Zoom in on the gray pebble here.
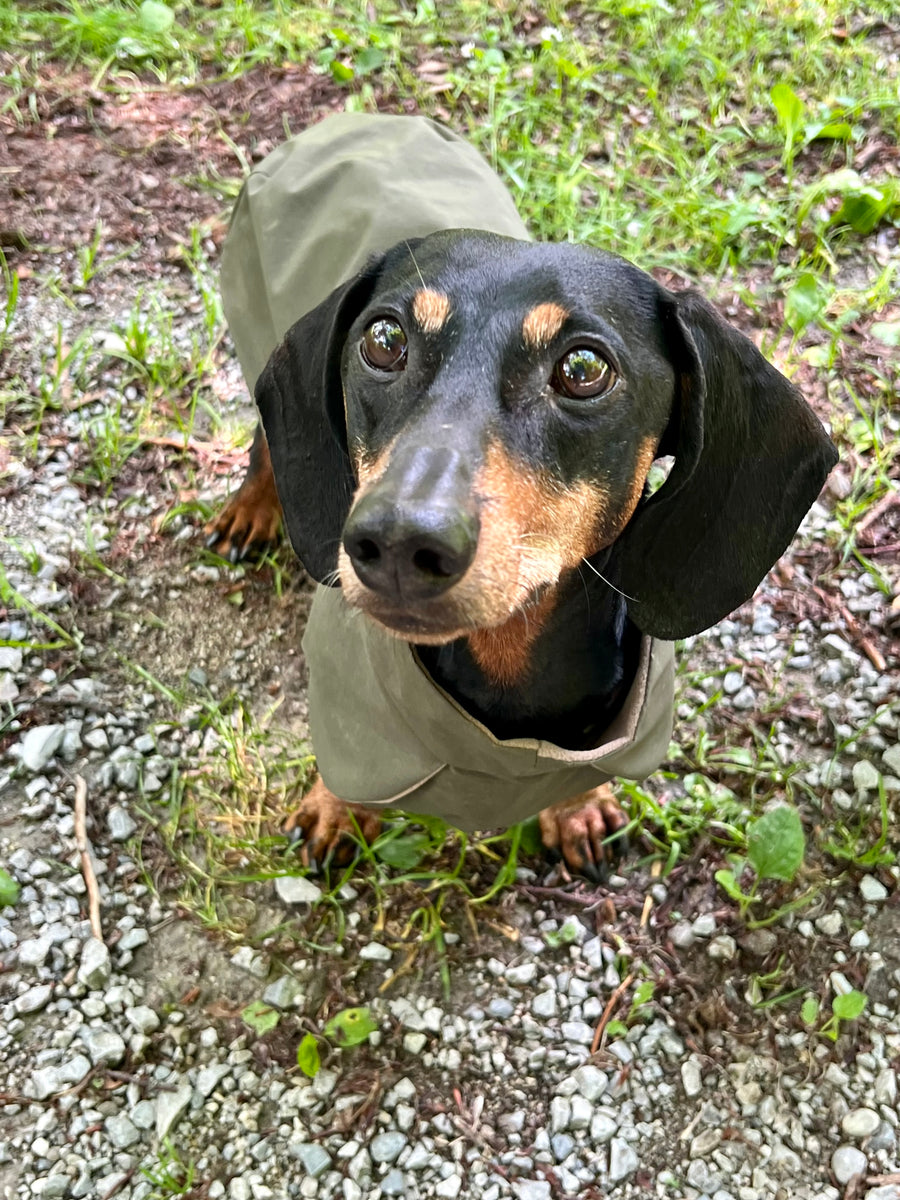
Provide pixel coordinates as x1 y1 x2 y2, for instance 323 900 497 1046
370 1132 406 1164
532 990 557 1018
80 1028 126 1065
289 1143 331 1178
573 1065 607 1102
488 998 514 1019
106 1113 141 1149
262 975 303 1009
513 1183 551 1200
507 962 537 985
155 1079 192 1139
681 1057 703 1097
560 1020 594 1045
77 938 111 989
380 1168 405 1195
125 1005 160 1035
14 983 53 1014
19 724 65 772
691 913 716 938
852 759 881 791
30 1055 91 1100
107 806 137 841
832 1146 867 1184
608 1137 639 1182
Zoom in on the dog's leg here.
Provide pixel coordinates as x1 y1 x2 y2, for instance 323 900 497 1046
284 777 383 869
205 423 283 562
538 784 629 882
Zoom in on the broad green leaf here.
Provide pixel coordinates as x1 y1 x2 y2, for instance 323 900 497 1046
805 120 852 143
770 83 804 141
800 995 819 1025
354 47 386 74
835 185 896 235
784 273 829 334
330 60 355 82
604 1019 628 1039
871 321 900 347
324 1006 378 1047
140 1 175 34
374 832 431 871
632 980 655 1007
832 990 867 1021
296 1033 321 1078
747 807 805 882
0 868 19 908
241 1000 279 1036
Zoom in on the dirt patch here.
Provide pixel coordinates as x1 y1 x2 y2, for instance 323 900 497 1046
1 60 347 258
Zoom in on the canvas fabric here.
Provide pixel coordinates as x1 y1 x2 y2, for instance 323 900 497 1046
221 112 676 831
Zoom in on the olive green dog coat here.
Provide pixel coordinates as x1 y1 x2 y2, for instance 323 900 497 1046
221 113 675 832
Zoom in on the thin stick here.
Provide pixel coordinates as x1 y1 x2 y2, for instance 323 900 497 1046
74 775 103 942
590 972 634 1055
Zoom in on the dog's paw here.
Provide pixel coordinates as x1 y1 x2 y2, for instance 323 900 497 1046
283 778 382 871
204 475 282 563
537 784 630 882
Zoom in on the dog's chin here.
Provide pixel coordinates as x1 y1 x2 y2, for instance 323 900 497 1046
352 603 475 645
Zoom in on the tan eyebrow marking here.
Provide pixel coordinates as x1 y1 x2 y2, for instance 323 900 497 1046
522 302 569 350
411 288 451 334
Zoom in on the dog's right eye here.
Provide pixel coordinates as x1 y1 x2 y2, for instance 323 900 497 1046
360 319 408 372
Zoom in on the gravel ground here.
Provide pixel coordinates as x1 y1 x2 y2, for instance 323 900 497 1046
2 87 900 1200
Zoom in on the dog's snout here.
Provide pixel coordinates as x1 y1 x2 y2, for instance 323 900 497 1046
343 446 479 601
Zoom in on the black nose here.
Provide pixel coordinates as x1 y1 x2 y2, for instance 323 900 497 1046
343 493 479 601
342 446 479 602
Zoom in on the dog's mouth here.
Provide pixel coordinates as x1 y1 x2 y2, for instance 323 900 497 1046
339 545 557 646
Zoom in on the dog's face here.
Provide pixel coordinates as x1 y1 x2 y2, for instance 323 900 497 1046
337 236 676 643
257 230 837 642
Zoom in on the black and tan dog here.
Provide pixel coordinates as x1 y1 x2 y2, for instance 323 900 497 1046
207 114 837 879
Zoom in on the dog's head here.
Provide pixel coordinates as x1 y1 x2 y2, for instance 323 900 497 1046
257 232 837 642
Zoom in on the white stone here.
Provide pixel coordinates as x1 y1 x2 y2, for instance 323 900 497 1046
859 874 888 902
20 724 65 772
359 941 392 961
842 1108 880 1139
513 1183 551 1200
156 1079 192 1139
573 1064 607 1102
125 1005 160 1034
681 1056 703 1097
274 875 323 905
852 759 881 791
77 938 111 989
831 1145 867 1185
609 1137 639 1182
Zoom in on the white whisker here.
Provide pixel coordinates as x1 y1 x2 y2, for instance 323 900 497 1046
580 557 637 602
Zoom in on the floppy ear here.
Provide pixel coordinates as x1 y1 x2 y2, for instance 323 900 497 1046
254 260 387 584
612 290 838 640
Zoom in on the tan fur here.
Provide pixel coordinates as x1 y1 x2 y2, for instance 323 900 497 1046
467 591 558 686
412 288 451 334
522 302 569 350
353 438 395 487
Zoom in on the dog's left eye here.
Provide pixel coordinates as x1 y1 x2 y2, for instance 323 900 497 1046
361 319 408 372
551 347 617 400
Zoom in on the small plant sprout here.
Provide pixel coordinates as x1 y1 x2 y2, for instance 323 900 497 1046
715 805 806 919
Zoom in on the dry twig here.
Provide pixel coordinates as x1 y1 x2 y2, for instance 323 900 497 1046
74 775 103 942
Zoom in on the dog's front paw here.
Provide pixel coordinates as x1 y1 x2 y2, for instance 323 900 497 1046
204 472 282 563
284 778 382 871
538 784 629 882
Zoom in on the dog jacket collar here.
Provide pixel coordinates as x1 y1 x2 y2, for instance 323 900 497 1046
304 587 675 832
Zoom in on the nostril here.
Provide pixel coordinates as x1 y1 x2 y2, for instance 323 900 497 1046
355 537 381 564
412 547 454 579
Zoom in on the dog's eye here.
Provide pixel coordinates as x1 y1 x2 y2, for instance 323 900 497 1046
361 319 408 372
551 347 617 400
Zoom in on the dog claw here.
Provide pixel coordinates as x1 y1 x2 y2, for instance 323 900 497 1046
538 784 630 880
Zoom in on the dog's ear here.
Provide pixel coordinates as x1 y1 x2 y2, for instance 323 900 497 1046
255 257 388 584
612 290 838 640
